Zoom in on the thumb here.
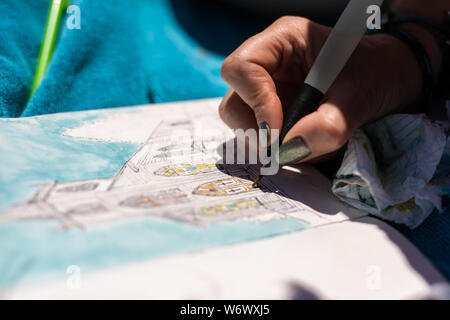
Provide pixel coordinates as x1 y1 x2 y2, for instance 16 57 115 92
278 101 356 166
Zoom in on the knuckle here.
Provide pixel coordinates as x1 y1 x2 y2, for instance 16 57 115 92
275 16 298 25
274 16 310 30
270 16 312 48
220 55 240 83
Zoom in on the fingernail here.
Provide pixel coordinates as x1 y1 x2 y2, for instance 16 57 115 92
278 137 312 166
259 121 271 147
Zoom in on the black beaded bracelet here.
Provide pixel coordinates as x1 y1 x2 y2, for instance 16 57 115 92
382 12 450 90
382 12 450 56
368 26 434 110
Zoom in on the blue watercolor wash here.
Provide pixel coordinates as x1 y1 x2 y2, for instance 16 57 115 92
0 216 308 289
0 111 140 212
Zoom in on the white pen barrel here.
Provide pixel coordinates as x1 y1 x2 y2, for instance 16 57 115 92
304 0 384 94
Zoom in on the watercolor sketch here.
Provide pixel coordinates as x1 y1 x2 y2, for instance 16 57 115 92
0 116 314 229
0 99 358 291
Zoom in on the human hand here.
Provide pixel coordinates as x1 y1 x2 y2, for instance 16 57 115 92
219 16 422 164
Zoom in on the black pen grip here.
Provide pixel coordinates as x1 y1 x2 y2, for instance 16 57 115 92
280 83 324 142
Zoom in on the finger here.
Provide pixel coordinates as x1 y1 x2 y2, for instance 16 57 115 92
219 89 257 131
221 56 283 134
219 89 261 163
220 19 306 132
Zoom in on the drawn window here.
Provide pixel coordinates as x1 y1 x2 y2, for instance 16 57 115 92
225 186 246 194
56 182 99 193
218 179 237 187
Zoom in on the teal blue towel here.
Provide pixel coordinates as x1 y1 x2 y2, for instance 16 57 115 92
0 1 48 117
0 0 227 117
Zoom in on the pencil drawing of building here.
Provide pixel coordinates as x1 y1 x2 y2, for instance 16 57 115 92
0 119 306 229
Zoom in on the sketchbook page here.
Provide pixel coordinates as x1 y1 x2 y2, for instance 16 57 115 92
0 98 364 293
6 216 445 299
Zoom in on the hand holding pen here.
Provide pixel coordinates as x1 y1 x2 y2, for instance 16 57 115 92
219 0 445 180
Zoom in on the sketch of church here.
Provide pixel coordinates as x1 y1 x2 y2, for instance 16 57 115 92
0 119 305 229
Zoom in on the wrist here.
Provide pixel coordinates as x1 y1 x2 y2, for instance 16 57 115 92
367 33 423 112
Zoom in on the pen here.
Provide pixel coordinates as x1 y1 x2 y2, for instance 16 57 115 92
254 0 385 187
30 0 68 99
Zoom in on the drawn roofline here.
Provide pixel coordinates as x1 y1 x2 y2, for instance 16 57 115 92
107 120 166 190
29 181 57 203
